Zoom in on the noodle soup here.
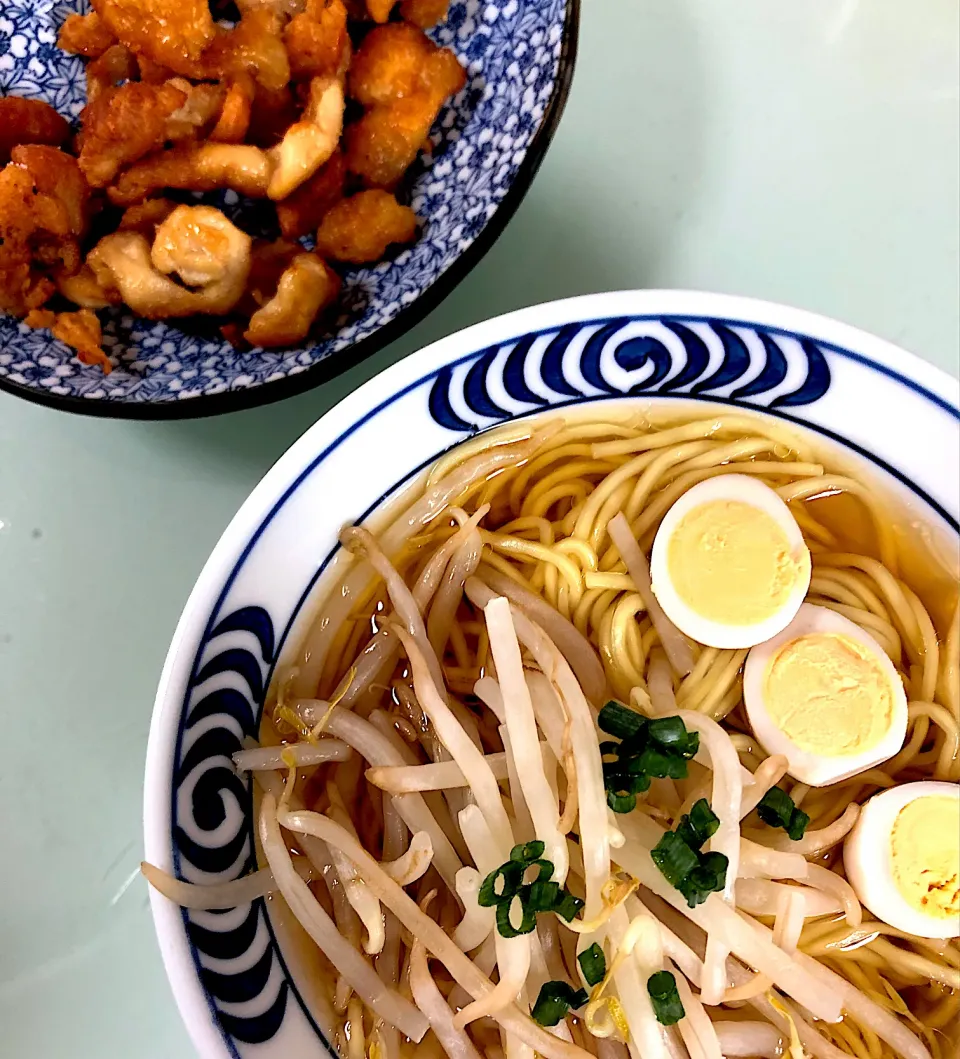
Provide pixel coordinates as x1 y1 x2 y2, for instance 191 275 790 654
146 406 960 1059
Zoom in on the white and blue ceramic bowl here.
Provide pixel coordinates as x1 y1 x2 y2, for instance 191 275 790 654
143 290 960 1058
0 0 578 418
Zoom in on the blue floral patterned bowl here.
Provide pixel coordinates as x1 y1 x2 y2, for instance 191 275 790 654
144 290 959 1059
0 0 578 418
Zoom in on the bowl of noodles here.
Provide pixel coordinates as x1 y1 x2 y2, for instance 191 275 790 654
143 290 960 1059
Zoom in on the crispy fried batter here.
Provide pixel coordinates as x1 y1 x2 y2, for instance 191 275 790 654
204 9 291 92
25 307 113 373
57 264 121 308
346 37 464 186
88 207 251 317
314 188 416 263
245 238 303 307
118 197 179 236
57 12 116 58
0 98 71 164
0 157 84 314
268 75 344 200
276 147 345 238
211 76 255 143
244 252 340 346
284 0 349 81
136 54 175 83
108 143 272 206
365 0 394 22
85 44 140 105
152 204 247 288
344 95 431 188
79 81 186 187
398 0 449 28
349 22 435 106
91 0 215 76
11 146 91 241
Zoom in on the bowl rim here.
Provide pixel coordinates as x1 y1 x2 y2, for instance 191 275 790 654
0 0 581 421
144 288 959 1059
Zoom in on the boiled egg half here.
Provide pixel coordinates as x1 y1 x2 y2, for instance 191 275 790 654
844 781 960 938
650 474 811 649
743 603 907 786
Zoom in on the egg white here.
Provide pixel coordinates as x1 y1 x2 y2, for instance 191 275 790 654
844 781 960 939
743 603 908 786
650 474 811 649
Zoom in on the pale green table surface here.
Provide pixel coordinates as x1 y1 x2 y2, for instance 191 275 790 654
1 1 958 1055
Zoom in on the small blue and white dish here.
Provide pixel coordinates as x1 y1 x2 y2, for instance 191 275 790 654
144 289 959 1059
0 0 579 418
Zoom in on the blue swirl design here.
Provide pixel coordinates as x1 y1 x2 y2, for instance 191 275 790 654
428 315 833 431
173 604 293 1053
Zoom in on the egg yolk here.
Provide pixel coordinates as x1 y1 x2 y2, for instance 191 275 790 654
665 500 806 626
890 797 960 922
762 632 895 756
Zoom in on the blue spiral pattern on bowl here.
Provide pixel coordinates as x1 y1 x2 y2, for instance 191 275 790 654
175 604 297 1051
428 316 832 431
0 0 571 411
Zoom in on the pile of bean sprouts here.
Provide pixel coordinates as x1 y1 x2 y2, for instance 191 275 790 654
145 410 960 1059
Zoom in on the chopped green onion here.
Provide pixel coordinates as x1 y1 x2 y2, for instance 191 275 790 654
787 807 811 841
651 830 700 886
532 981 589 1026
607 789 637 814
511 840 546 864
757 787 810 841
528 880 561 912
478 861 524 907
647 716 687 748
553 889 585 923
675 798 720 852
496 894 538 938
598 701 647 740
578 943 607 987
677 852 728 908
637 745 690 779
647 970 685 1026
599 740 621 759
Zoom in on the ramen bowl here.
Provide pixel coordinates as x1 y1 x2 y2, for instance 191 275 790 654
143 290 959 1058
0 0 578 419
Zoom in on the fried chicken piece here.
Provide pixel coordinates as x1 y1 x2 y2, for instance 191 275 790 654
398 0 449 28
78 80 223 187
0 154 89 314
11 146 91 238
118 197 179 236
91 0 215 76
268 75 344 200
246 239 302 303
88 206 251 317
276 148 345 238
314 189 416 263
204 9 291 92
0 98 71 164
86 44 140 105
57 12 116 57
365 0 394 21
57 265 120 309
25 308 113 373
349 22 438 106
108 143 272 206
211 76 255 143
285 0 350 81
244 252 340 347
344 95 429 188
346 37 464 187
